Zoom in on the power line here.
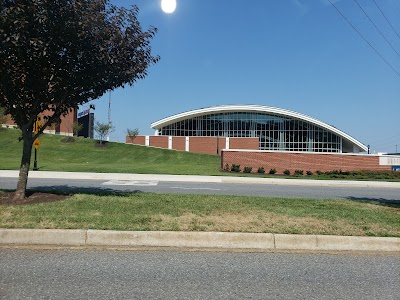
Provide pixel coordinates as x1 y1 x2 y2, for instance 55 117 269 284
353 0 400 57
372 0 400 42
327 0 400 78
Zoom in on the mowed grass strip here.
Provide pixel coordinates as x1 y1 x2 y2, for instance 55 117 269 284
0 128 220 175
1 192 399 237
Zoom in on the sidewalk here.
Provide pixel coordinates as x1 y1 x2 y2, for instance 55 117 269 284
2 170 400 188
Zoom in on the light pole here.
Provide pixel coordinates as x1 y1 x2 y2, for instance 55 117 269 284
106 90 111 142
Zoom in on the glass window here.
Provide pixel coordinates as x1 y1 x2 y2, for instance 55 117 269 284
158 112 343 152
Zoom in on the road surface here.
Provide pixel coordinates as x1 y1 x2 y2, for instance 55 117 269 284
1 176 399 201
0 248 398 300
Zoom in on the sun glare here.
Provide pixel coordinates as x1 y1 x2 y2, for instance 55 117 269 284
161 0 176 14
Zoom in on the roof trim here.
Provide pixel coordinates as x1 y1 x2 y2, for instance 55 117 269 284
151 105 367 152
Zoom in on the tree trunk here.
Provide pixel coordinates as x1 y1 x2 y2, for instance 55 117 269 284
13 127 34 202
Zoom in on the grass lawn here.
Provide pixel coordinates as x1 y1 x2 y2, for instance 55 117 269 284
1 128 399 237
1 191 399 237
0 128 221 175
2 128 400 181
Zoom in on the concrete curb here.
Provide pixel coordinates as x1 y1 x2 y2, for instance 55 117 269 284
2 170 400 188
1 229 399 252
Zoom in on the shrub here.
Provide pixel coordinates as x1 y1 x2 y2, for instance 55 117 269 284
306 170 313 176
326 170 340 175
294 170 304 176
231 164 241 172
269 168 277 174
257 166 265 174
243 166 252 173
283 169 291 175
316 170 323 176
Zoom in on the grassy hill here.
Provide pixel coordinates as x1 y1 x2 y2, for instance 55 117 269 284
0 128 221 175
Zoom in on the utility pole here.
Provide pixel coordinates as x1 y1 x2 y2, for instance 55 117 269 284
107 91 111 142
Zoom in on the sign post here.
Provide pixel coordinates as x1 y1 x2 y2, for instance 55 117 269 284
33 117 41 171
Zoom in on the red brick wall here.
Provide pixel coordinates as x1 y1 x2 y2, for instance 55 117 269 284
222 150 392 173
124 136 262 155
4 109 77 134
55 109 77 134
5 115 15 126
172 137 186 151
229 137 259 150
189 137 219 155
188 137 259 155
126 135 145 145
149 136 168 148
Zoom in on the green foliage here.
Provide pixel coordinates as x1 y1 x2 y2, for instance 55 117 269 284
306 170 313 176
94 121 115 144
294 170 304 176
72 122 83 136
126 128 139 142
257 166 265 174
231 164 241 172
0 1 159 132
269 168 277 174
243 166 252 173
0 0 159 199
283 169 291 175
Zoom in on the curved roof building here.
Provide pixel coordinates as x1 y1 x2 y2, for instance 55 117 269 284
151 105 367 153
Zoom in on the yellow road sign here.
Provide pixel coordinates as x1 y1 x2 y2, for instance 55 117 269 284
33 138 40 149
33 118 42 134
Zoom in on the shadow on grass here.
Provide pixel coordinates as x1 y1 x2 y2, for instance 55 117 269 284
1 186 145 197
1 186 147 205
346 196 400 208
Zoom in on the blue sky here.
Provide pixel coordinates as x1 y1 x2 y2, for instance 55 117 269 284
85 0 400 153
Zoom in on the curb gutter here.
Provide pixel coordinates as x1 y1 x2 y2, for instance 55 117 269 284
0 229 399 252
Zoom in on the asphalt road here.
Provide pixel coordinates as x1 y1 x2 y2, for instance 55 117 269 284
0 248 399 300
1 177 399 201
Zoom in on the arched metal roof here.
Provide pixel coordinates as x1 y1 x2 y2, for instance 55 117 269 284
151 105 368 152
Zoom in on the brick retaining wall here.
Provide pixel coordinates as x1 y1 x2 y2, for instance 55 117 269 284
221 150 394 173
126 136 259 155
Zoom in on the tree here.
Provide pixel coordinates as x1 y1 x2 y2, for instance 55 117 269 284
72 122 83 137
0 106 7 126
65 120 83 137
94 121 114 145
0 0 159 202
126 128 139 143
